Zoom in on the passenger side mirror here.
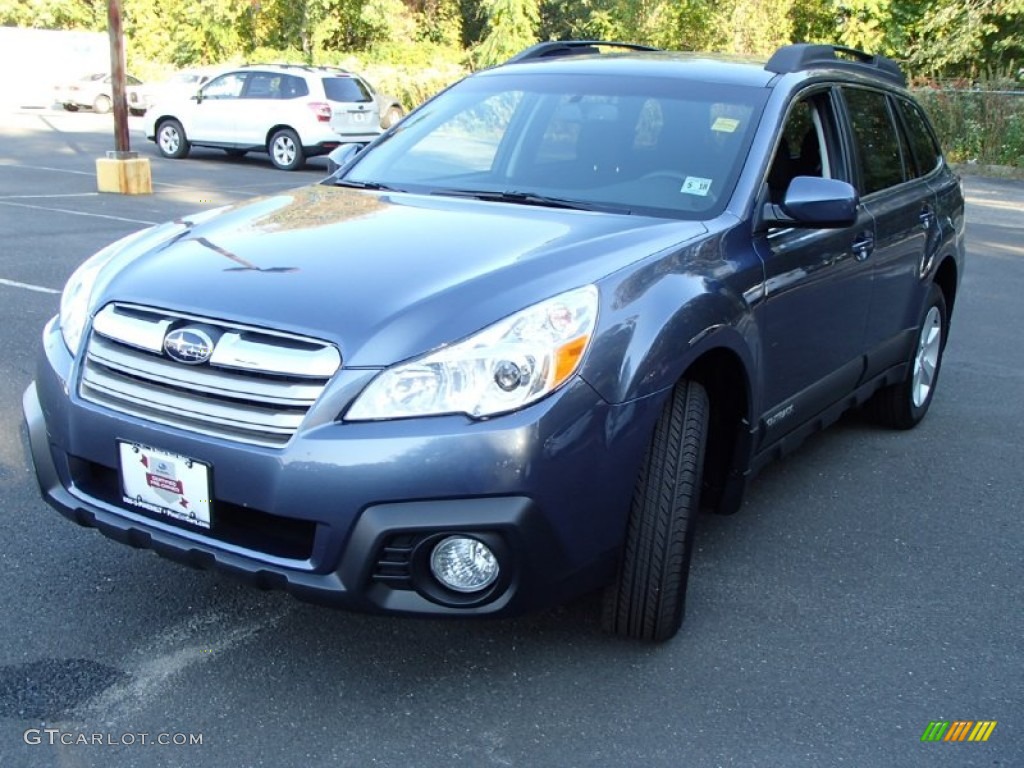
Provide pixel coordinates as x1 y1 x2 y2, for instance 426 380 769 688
761 176 859 229
326 144 365 175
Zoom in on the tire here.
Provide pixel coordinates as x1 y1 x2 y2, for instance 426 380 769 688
268 128 304 171
865 283 948 429
93 94 112 114
602 379 709 642
381 105 404 129
156 119 190 159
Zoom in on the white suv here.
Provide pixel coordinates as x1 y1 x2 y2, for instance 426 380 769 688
145 65 383 170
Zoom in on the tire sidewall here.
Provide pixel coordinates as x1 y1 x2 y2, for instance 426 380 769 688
269 129 303 171
906 285 948 423
156 120 187 159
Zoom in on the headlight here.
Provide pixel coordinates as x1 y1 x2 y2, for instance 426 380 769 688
58 207 230 356
345 285 599 420
59 240 131 355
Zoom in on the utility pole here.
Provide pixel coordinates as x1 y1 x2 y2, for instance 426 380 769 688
106 0 130 153
96 0 152 194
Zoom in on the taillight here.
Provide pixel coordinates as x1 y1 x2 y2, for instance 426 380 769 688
307 102 331 123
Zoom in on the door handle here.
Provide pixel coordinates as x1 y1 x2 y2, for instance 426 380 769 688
851 232 874 262
919 207 936 229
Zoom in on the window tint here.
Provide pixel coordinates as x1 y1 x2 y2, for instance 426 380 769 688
843 88 905 195
897 98 941 176
323 77 372 103
244 73 282 99
202 73 246 100
766 95 837 203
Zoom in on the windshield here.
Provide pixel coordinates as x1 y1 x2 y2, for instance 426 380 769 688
344 71 767 219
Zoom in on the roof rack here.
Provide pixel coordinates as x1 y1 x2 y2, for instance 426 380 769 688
240 63 352 75
504 40 660 65
765 44 906 86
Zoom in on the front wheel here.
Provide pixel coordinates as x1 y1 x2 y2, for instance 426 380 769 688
602 379 709 642
865 284 948 429
268 129 304 171
156 119 190 159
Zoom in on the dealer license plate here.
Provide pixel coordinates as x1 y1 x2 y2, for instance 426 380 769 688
118 442 212 529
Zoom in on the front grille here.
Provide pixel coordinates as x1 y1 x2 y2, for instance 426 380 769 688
80 303 341 447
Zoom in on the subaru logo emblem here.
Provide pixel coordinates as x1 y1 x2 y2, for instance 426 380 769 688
163 328 215 365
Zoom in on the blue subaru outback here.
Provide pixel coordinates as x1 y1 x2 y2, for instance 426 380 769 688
24 42 965 641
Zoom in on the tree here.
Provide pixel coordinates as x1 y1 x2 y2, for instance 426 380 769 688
473 0 539 67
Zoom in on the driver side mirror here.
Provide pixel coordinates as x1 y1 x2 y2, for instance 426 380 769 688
761 176 859 230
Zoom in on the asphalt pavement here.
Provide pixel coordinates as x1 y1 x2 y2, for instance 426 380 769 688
0 106 1021 768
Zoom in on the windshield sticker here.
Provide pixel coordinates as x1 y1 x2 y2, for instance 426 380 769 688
681 177 713 197
712 117 741 133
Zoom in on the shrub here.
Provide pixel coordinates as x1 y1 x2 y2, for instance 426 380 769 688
914 86 1024 167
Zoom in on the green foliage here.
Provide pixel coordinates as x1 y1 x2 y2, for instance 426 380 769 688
7 0 1024 166
915 87 1024 166
473 0 539 67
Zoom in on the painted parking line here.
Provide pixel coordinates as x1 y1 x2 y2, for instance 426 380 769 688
0 277 60 295
0 199 156 225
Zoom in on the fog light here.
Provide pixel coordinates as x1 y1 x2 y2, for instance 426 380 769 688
430 536 499 593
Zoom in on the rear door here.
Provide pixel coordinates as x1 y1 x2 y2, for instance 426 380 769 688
841 87 937 378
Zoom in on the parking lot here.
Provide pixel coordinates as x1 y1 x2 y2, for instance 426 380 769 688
1 106 1021 767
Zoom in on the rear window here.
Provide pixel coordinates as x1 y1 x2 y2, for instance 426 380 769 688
323 77 373 103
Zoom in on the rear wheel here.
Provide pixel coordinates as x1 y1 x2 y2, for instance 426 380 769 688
156 119 190 159
268 129 304 171
93 94 112 114
602 379 709 642
865 284 948 429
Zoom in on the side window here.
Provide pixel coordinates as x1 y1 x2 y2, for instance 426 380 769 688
766 95 836 203
281 75 308 99
843 88 906 195
201 73 246 101
897 98 942 176
243 73 282 100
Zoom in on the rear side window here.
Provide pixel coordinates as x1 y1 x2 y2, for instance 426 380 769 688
897 98 942 176
322 77 372 103
843 87 905 195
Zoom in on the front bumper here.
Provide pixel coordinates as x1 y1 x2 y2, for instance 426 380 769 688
25 318 663 618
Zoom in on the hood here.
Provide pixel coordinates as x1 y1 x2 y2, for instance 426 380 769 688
99 185 707 366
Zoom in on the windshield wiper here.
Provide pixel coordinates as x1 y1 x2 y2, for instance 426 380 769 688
333 179 398 191
434 188 630 214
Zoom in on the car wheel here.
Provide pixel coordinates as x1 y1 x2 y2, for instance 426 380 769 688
63 103 79 112
156 119 190 159
866 283 948 429
602 379 709 642
381 105 404 129
268 129 304 171
93 95 112 114
129 108 146 117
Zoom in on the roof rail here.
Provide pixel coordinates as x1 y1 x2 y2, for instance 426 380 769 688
504 40 660 65
765 43 906 86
